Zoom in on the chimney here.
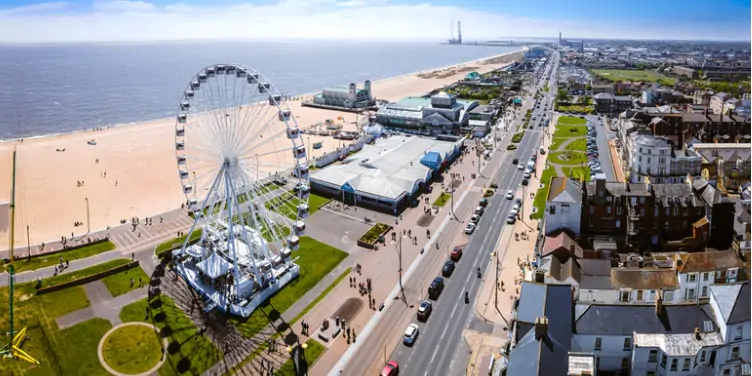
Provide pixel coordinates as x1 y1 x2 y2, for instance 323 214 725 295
655 296 663 316
534 270 546 283
694 327 701 340
534 316 549 340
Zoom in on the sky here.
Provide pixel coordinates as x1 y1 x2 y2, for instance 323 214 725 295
0 0 749 43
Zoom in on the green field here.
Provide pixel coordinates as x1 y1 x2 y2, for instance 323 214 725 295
0 258 138 375
120 295 222 376
231 237 347 339
101 324 164 374
273 339 327 376
557 116 587 126
5 240 117 273
102 265 150 297
591 69 676 85
531 166 557 220
553 125 587 138
562 166 592 181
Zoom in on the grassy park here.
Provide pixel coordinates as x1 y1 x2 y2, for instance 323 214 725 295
102 265 150 297
4 240 117 273
274 339 326 376
101 324 164 374
590 69 676 85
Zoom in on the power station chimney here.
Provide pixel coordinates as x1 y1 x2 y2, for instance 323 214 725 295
457 21 462 44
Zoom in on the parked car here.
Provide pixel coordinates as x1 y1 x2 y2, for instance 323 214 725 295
507 215 517 224
518 164 525 170
381 361 399 376
442 260 455 277
521 178 529 186
470 214 480 224
417 301 433 321
450 246 463 261
464 222 476 234
403 324 420 346
478 198 489 207
524 171 531 179
428 277 445 299
511 203 520 216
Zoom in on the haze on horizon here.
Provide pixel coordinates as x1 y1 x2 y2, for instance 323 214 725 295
0 0 749 43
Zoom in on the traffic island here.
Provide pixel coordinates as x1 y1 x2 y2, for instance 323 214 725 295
98 322 168 376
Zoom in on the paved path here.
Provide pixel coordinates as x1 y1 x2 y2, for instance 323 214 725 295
56 280 149 329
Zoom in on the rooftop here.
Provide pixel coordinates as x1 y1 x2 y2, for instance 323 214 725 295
575 303 715 336
633 332 724 356
710 282 750 325
547 177 582 204
679 250 744 273
611 268 679 290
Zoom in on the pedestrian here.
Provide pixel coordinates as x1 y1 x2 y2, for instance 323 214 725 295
130 278 134 287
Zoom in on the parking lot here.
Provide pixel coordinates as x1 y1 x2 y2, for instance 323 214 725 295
585 114 616 181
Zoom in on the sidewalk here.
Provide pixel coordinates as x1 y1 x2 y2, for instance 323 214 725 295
608 139 626 182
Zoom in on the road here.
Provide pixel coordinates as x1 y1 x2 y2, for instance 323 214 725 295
332 52 559 376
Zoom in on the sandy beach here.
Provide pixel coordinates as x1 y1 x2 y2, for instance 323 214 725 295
0 49 523 249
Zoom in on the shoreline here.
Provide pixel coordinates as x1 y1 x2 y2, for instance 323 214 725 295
0 47 525 248
0 47 524 144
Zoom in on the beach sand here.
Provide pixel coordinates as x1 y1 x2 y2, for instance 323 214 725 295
0 49 523 249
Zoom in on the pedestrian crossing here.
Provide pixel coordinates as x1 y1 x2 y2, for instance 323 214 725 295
110 214 195 249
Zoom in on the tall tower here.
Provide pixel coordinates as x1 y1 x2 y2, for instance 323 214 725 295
457 21 462 44
558 31 562 47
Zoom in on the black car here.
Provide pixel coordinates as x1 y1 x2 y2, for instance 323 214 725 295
512 158 519 165
521 178 529 186
478 198 489 207
428 277 445 300
442 260 455 277
417 300 433 321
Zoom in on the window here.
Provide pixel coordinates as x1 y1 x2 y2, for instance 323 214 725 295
640 197 646 204
637 290 643 300
617 206 622 215
659 158 666 164
688 273 696 283
703 272 709 281
594 337 602 351
661 354 667 368
640 207 646 216
621 358 630 370
735 325 743 340
731 347 740 360
549 206 556 214
724 369 731 376
670 358 678 371
616 220 621 228
607 196 613 203
607 206 612 214
590 206 595 215
648 158 652 163
648 349 658 362
650 290 656 300
623 337 632 351
620 291 630 302
654 207 659 216
647 372 656 376
700 350 706 362
687 289 696 300
683 358 691 371
664 291 674 301
702 286 708 298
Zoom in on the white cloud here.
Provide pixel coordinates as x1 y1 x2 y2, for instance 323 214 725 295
0 0 747 43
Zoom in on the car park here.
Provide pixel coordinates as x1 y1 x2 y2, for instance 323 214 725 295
417 301 433 321
403 324 419 346
464 222 476 234
442 260 455 277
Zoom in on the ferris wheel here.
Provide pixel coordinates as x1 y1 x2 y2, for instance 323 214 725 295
173 63 309 307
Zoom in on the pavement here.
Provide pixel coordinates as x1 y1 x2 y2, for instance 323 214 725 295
325 54 558 376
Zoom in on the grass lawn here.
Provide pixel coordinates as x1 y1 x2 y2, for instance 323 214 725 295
102 265 150 297
549 151 588 165
511 132 525 143
155 229 203 257
564 139 587 152
531 165 558 220
433 192 451 207
562 166 592 181
557 116 587 126
36 258 133 292
549 137 568 151
231 237 347 339
553 125 587 138
556 104 595 114
120 295 222 376
266 192 330 220
4 240 117 273
102 324 164 374
591 69 676 85
273 339 326 376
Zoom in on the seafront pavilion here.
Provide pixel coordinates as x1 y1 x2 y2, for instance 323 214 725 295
304 80 377 112
374 91 479 135
308 135 462 214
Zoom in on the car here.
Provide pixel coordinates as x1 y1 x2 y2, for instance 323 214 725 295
417 300 433 321
512 158 519 165
515 197 522 205
587 153 599 158
428 277 445 299
524 171 531 179
403 324 420 346
511 203 520 215
475 206 485 215
540 148 546 155
518 164 525 170
442 260 455 277
506 215 517 224
506 190 514 200
450 246 463 261
521 178 529 186
478 198 489 207
470 214 480 224
381 361 399 376
464 222 476 234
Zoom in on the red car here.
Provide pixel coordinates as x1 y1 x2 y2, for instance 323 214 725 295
381 360 399 376
450 246 463 261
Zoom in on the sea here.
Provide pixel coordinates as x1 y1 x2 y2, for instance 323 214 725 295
0 41 520 141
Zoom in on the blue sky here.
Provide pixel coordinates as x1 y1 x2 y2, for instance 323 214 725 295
0 0 749 42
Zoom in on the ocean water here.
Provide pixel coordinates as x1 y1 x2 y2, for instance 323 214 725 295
0 41 519 140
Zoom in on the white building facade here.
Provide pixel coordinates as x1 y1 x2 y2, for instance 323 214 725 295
626 133 701 184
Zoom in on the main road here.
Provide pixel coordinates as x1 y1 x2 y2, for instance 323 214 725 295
330 51 559 376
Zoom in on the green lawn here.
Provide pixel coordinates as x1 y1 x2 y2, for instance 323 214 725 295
231 237 348 339
433 192 451 207
274 339 326 376
531 165 558 220
4 240 117 273
0 258 148 375
512 132 525 143
101 266 150 297
549 151 588 166
553 125 587 138
120 295 222 376
102 324 164 374
562 166 592 181
556 104 595 114
564 139 587 152
155 229 203 257
591 69 676 85
557 116 587 126
266 192 330 220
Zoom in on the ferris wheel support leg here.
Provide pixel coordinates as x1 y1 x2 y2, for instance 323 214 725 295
224 172 243 304
181 164 225 252
227 175 263 280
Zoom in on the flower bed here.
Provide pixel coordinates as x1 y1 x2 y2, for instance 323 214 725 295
357 223 392 249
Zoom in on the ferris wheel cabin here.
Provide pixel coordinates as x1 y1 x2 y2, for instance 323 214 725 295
294 221 306 236
278 109 291 121
286 127 300 139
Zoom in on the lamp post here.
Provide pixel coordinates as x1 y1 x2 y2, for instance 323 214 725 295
85 197 91 234
391 236 406 306
26 225 30 260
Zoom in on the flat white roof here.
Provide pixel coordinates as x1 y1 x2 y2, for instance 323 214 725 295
310 135 460 201
634 332 724 356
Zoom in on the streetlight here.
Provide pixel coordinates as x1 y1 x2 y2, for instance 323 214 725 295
390 236 406 306
85 197 91 234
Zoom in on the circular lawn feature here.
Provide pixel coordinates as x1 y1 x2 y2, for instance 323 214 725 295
549 151 587 166
100 323 165 375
